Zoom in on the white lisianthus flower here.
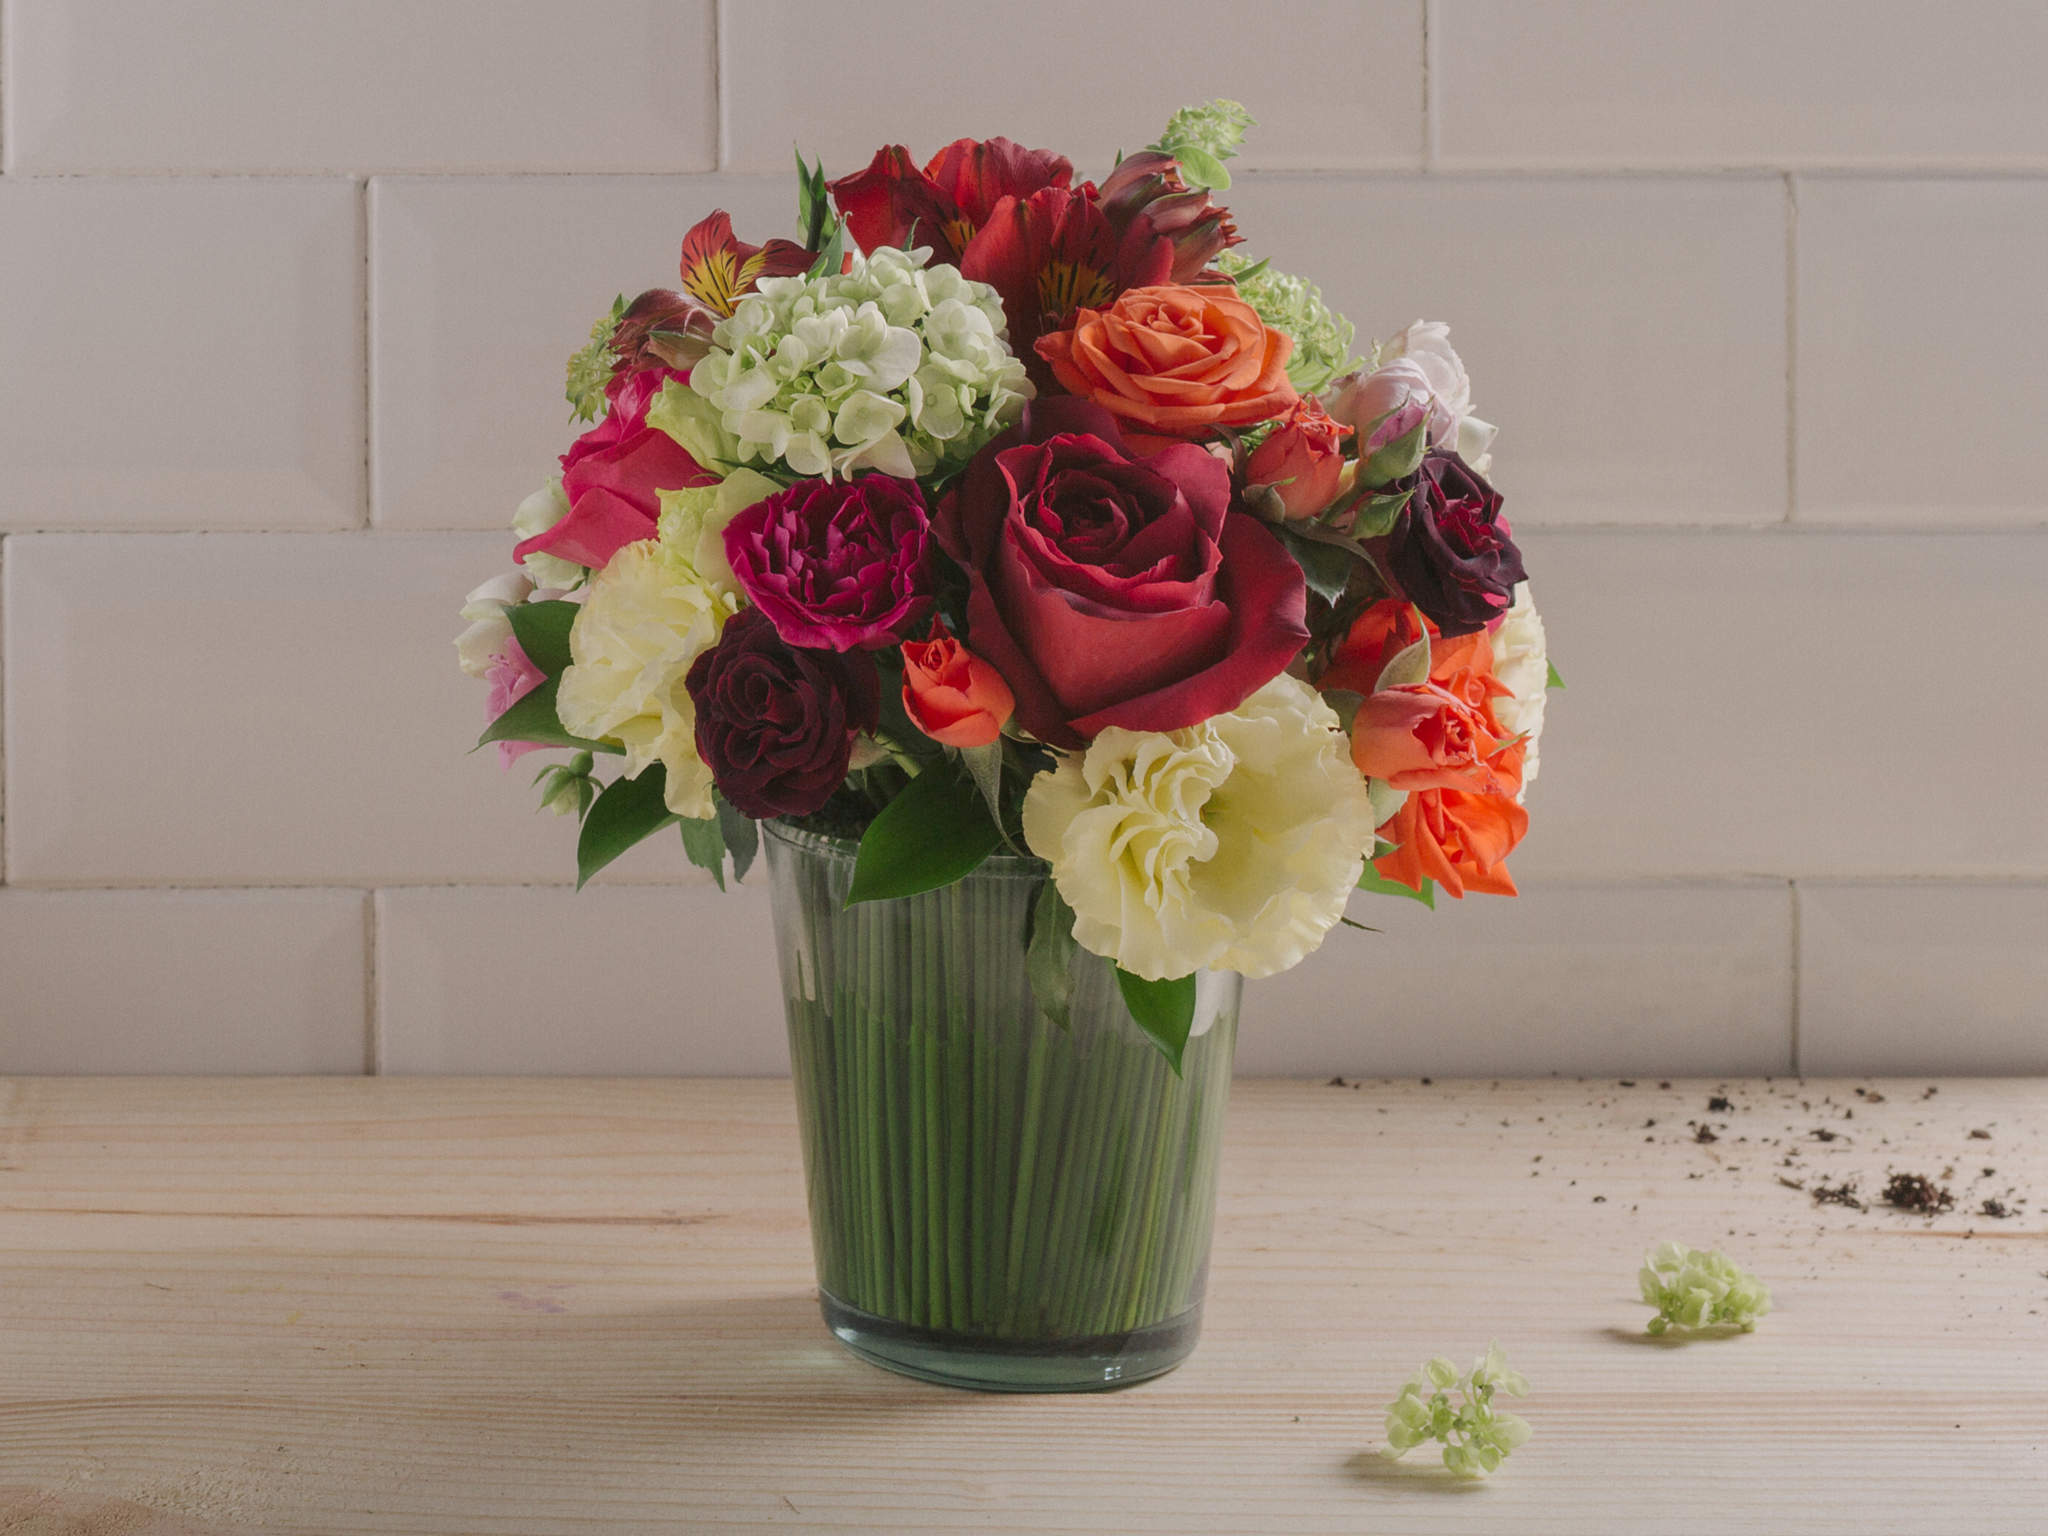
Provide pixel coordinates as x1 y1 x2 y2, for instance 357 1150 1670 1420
454 570 534 678
647 247 1032 483
511 478 587 592
1489 582 1548 799
555 541 739 819
1022 675 1378 982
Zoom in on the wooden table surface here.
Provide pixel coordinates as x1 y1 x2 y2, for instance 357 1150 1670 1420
0 1075 2042 1535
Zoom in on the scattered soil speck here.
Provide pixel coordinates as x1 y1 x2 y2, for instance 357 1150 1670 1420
1658 1080 1672 1090
1882 1173 1955 1215
1619 1080 1636 1087
1855 1088 1886 1103
1810 1128 1840 1143
1923 1086 1939 1099
1592 1195 1607 1203
1980 1199 2012 1220
1326 1076 1347 1087
1694 1124 1720 1144
1812 1179 1866 1211
1968 1128 1992 1140
1707 1095 1733 1114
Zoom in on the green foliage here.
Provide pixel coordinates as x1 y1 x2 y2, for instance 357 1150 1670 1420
795 146 837 253
717 796 760 883
565 295 627 424
577 766 680 888
1151 99 1257 190
504 599 578 676
1383 1342 1531 1478
1025 879 1081 1030
1357 410 1430 490
532 749 598 819
1114 968 1197 1075
845 758 1002 906
1215 249 1358 394
1547 660 1567 691
1358 866 1435 908
1273 524 1356 605
678 812 729 891
477 680 618 756
1640 1242 1772 1335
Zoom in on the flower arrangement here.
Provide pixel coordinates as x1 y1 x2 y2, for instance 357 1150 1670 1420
457 101 1552 1064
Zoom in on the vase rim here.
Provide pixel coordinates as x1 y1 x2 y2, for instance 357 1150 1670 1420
763 816 1052 876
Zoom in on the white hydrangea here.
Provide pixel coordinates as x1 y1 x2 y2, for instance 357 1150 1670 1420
646 247 1032 482
1489 582 1548 799
555 540 739 819
1021 675 1378 982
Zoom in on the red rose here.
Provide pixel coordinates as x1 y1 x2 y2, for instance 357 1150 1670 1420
936 397 1307 748
514 367 711 571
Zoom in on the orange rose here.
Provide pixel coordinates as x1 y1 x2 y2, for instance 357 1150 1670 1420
900 626 1015 748
1035 284 1297 446
1245 397 1351 518
1374 786 1527 898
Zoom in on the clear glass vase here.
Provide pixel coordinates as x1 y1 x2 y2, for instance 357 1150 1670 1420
762 819 1240 1392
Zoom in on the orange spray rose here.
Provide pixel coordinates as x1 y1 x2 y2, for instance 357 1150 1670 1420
900 626 1016 748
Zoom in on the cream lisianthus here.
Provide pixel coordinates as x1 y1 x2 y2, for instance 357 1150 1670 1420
654 465 779 598
555 540 739 818
1022 674 1377 981
1489 582 1548 797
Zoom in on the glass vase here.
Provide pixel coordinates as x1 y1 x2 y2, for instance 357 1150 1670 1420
761 819 1240 1392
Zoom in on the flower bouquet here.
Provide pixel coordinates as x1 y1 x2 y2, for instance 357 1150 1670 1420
457 102 1550 1390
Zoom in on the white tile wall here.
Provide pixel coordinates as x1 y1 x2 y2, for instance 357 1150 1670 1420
1511 531 2048 881
0 1 2042 1075
1434 0 2048 168
0 178 363 531
719 0 1423 174
0 889 366 1072
1798 884 2048 1074
1224 175 1787 526
1244 880 1794 1078
377 884 788 1074
1796 178 2048 527
3 0 716 173
370 176 794 530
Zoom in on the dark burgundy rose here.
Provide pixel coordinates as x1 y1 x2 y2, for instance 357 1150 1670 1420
936 396 1307 749
686 609 880 820
1386 450 1526 638
724 475 936 652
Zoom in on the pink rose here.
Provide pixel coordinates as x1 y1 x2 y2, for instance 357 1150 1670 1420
1325 356 1445 451
513 367 711 571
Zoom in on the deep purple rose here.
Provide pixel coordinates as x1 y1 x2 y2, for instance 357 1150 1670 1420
685 608 880 819
724 474 935 651
1386 450 1526 638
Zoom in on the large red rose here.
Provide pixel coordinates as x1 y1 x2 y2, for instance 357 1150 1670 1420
936 397 1307 749
514 367 712 570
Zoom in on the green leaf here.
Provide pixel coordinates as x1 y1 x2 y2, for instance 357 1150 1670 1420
958 740 1018 851
1359 411 1430 490
807 214 846 280
504 599 579 677
845 758 1002 906
716 795 759 884
1115 968 1196 1074
1172 144 1231 191
1375 624 1432 692
678 812 727 892
477 678 620 755
1274 525 1356 605
577 767 680 889
1357 866 1435 908
1026 879 1080 1030
1348 488 1413 541
1546 660 1566 691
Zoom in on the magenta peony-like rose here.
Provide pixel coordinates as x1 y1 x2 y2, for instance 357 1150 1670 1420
936 396 1307 749
685 608 881 819
723 475 936 652
514 367 711 570
1385 449 1525 638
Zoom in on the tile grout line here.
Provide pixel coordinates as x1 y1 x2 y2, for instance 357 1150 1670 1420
0 534 6 888
712 0 727 172
359 176 373 529
364 890 381 1074
1419 0 1437 170
1783 171 1798 524
1787 879 1803 1075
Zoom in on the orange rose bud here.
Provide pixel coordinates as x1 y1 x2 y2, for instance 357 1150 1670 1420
901 627 1016 748
1245 397 1351 518
1035 284 1297 447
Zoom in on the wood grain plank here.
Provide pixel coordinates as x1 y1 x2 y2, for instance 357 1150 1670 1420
0 1077 2042 1533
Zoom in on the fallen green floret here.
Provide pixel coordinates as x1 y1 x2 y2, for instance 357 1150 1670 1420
1640 1240 1772 1334
1381 1341 1531 1478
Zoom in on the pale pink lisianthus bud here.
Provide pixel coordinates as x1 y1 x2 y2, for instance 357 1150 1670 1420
485 639 548 768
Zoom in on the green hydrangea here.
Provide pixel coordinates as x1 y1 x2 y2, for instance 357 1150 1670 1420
1382 1342 1531 1478
1640 1241 1772 1335
1216 250 1358 395
646 247 1031 483
1152 99 1257 190
565 295 627 424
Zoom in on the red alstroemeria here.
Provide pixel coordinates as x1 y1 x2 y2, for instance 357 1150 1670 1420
829 137 1073 266
676 209 814 316
1096 150 1241 282
607 287 719 373
959 185 1174 381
